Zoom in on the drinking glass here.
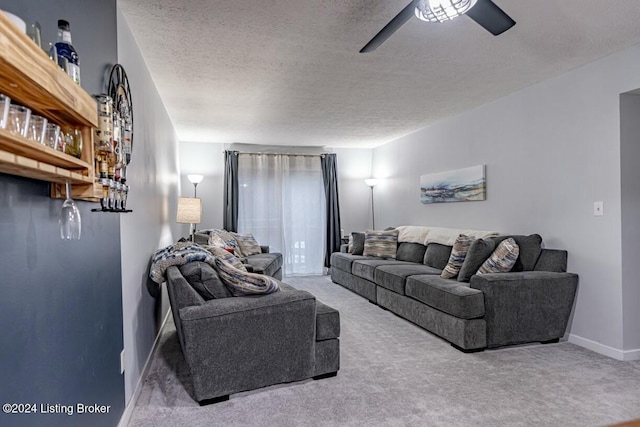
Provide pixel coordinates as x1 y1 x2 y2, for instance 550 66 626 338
59 181 81 240
62 126 82 158
43 123 60 149
7 104 31 136
27 114 47 144
0 94 10 129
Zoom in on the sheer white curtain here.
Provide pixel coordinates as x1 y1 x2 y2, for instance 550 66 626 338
238 154 326 276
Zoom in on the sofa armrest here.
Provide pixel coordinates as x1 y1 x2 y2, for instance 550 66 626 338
470 271 578 348
260 245 270 253
178 289 317 400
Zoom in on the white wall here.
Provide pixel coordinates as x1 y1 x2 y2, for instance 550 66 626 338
620 93 640 354
179 141 226 231
333 147 374 235
117 7 181 405
372 43 640 360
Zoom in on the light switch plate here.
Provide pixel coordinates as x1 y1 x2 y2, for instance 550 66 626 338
594 201 604 216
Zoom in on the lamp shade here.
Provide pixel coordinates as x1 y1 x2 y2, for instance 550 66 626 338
364 178 378 188
176 197 201 224
187 174 204 184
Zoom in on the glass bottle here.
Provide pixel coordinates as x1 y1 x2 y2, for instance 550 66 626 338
55 20 80 85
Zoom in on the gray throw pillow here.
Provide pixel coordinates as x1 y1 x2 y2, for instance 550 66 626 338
457 238 496 282
350 232 365 255
179 262 233 300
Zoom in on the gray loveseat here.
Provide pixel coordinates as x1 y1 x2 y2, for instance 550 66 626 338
166 261 340 404
330 226 578 352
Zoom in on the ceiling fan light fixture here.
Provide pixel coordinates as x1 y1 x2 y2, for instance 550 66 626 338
415 0 478 23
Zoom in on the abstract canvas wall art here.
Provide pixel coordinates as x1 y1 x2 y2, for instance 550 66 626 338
420 165 486 204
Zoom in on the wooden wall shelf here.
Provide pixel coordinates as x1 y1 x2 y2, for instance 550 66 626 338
0 11 101 201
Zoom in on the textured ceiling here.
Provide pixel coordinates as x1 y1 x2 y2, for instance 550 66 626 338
118 0 640 148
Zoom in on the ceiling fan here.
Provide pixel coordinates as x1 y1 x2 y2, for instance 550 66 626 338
360 0 516 53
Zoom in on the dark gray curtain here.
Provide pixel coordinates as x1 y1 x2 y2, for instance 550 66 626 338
223 150 239 232
321 153 342 268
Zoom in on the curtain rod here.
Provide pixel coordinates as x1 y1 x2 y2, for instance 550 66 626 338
226 151 329 158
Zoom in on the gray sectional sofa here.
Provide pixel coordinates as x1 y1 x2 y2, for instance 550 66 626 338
330 226 578 352
166 261 340 404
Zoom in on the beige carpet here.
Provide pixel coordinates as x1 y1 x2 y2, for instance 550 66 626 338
129 275 640 426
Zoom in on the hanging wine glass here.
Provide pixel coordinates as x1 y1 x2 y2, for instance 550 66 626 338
59 181 81 240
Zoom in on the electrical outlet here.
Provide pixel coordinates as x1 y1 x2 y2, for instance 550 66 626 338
594 201 604 216
120 350 125 374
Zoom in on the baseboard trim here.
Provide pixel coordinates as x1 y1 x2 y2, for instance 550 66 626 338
568 334 640 361
117 310 172 427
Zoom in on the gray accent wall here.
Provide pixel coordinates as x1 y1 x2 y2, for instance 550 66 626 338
372 42 640 360
116 7 181 405
0 1 124 426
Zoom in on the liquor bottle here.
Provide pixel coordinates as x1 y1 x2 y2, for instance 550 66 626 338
55 20 81 85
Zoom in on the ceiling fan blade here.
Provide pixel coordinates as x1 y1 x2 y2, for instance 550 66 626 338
360 1 415 53
465 0 515 36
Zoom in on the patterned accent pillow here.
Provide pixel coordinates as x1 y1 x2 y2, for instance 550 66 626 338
231 232 262 257
207 233 227 248
440 234 476 279
214 258 280 296
201 229 238 249
363 229 399 259
477 237 520 275
205 246 247 271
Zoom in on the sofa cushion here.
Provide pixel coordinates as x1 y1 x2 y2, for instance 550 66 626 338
244 252 283 277
352 259 415 282
457 238 496 282
232 232 262 257
405 275 485 319
179 261 233 300
214 258 280 296
315 300 340 341
477 238 520 275
423 243 453 270
348 232 365 255
490 234 542 272
363 229 399 259
331 252 368 272
375 264 442 295
441 234 475 279
396 242 427 263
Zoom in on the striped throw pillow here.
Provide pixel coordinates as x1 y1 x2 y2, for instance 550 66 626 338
440 234 476 279
477 238 520 275
214 258 280 296
232 232 262 257
363 229 399 259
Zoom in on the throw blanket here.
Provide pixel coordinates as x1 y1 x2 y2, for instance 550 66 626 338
149 242 216 284
215 258 279 296
395 225 499 246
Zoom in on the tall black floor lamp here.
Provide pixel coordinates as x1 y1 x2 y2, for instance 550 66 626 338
365 178 378 230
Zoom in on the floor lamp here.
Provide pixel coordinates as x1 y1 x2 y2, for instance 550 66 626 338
364 178 378 230
177 197 201 242
187 174 203 232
